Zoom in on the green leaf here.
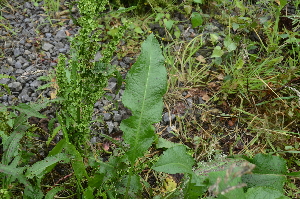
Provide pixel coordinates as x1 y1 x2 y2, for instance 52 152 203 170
163 19 174 30
2 131 25 165
191 12 203 28
193 0 203 3
134 26 143 34
35 82 53 91
211 46 224 58
242 173 287 193
245 187 290 199
0 74 15 80
224 35 237 52
116 175 142 196
12 103 47 119
45 187 64 199
155 13 165 22
252 153 287 174
120 34 167 163
0 163 33 192
241 153 288 193
65 142 90 181
152 145 195 174
26 153 69 179
156 137 179 149
83 186 95 199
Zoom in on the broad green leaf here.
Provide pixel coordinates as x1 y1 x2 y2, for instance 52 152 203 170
99 156 125 181
224 35 237 52
193 0 202 3
120 34 167 163
45 187 64 199
242 174 287 193
116 175 142 196
83 186 95 199
134 26 143 34
191 12 203 28
26 153 69 179
209 169 245 199
211 46 224 58
155 13 165 22
204 158 255 199
252 153 287 174
232 23 240 31
183 173 207 198
164 19 174 30
152 145 194 174
210 33 219 43
156 137 179 149
245 187 290 199
184 5 192 14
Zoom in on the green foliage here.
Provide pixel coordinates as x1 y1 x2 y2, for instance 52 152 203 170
55 0 126 147
0 74 15 96
120 33 167 163
0 101 57 198
153 145 194 174
191 12 203 28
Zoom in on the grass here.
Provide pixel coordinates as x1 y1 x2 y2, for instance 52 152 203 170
0 0 300 198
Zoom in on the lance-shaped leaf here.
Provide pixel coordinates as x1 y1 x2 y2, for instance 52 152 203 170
120 34 167 163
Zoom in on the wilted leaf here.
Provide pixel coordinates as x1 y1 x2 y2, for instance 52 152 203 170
196 55 206 63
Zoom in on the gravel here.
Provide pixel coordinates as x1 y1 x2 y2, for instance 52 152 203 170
0 0 227 138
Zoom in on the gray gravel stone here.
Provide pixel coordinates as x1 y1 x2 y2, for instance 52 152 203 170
123 57 134 64
0 78 10 85
4 41 12 48
90 137 97 144
94 51 102 62
55 28 67 41
20 94 32 102
2 95 8 102
15 61 23 69
45 33 52 38
17 56 27 63
163 112 176 123
24 50 31 55
6 57 14 65
103 113 112 121
42 42 54 51
14 48 21 57
3 14 15 20
30 80 42 88
106 121 114 134
1 66 14 74
15 69 25 74
8 82 23 92
59 48 67 53
113 113 122 122
107 81 117 92
24 2 32 9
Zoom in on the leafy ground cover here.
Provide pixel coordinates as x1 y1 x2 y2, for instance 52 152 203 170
1 0 300 198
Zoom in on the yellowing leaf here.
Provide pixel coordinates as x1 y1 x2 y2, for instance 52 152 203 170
196 55 206 63
164 175 177 192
